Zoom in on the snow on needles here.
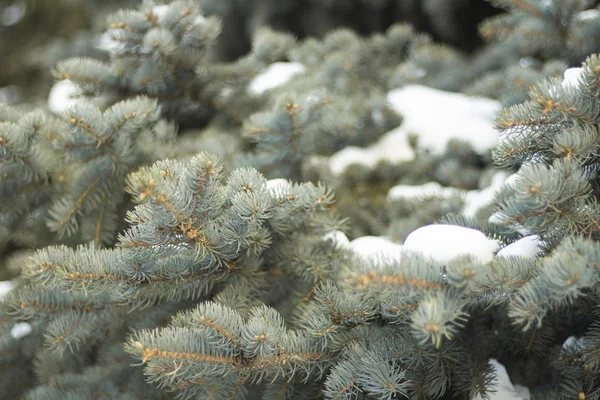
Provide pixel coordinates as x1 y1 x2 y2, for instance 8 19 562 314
246 65 501 175
348 235 403 266
386 85 501 154
404 224 500 264
561 67 584 89
0 280 15 301
577 9 600 21
329 85 501 175
48 79 82 114
474 359 531 400
387 182 458 202
496 235 543 259
462 171 510 218
248 62 306 95
11 322 32 340
388 171 512 219
328 125 416 175
323 230 351 249
344 224 503 269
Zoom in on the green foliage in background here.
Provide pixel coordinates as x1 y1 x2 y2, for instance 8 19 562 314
5 1 600 399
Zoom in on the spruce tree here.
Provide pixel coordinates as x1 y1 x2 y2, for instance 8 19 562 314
8 0 600 399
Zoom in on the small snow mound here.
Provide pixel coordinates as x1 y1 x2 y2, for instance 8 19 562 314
328 125 415 175
562 67 584 89
462 171 509 218
496 235 542 260
48 80 81 114
0 281 15 301
474 359 530 400
387 182 458 202
387 171 510 219
577 9 600 21
11 322 32 339
329 146 375 175
386 85 501 155
248 62 306 95
323 230 351 249
349 236 402 265
562 335 585 349
403 224 499 264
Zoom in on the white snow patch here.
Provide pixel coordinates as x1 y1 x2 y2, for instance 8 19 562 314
386 171 510 218
248 62 306 95
547 67 584 97
462 171 509 218
386 85 501 155
329 85 502 179
48 80 81 114
323 230 351 249
403 224 500 264
562 335 585 349
489 211 532 236
474 359 530 400
562 67 584 89
349 236 403 266
328 125 415 175
387 182 458 202
0 280 15 301
487 172 524 226
577 9 600 21
332 85 501 179
11 322 32 339
496 235 542 260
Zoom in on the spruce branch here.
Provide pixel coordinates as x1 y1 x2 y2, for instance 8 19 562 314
0 96 169 248
492 55 600 243
55 1 222 119
508 237 600 330
482 0 600 62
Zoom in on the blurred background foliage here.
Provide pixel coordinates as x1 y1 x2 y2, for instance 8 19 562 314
0 0 503 105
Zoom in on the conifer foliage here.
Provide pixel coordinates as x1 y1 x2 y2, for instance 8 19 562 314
482 0 600 62
9 0 600 399
1 153 348 398
492 56 600 244
55 1 222 119
0 96 168 250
